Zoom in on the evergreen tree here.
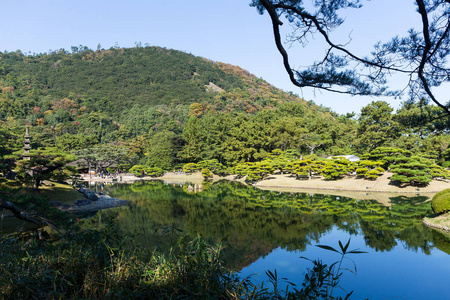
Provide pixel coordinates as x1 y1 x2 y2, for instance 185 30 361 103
13 147 76 190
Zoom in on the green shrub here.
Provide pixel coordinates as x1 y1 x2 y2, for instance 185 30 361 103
321 159 353 180
365 169 381 180
182 163 198 173
129 166 164 177
197 159 227 176
430 164 450 179
433 188 450 199
431 189 450 214
146 167 164 177
389 156 433 186
443 161 450 168
432 193 450 214
129 165 147 177
201 168 212 179
356 167 369 177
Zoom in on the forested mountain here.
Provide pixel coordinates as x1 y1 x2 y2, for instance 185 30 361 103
0 45 315 122
0 45 449 171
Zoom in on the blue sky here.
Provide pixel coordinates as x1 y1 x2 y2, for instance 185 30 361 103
2 0 424 114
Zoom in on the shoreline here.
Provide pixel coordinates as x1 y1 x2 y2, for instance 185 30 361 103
254 184 438 193
81 172 450 232
80 172 450 195
422 217 450 232
253 173 450 194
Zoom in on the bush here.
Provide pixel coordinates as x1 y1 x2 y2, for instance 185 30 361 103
365 169 381 180
431 189 450 214
182 163 198 173
433 188 450 200
129 165 147 177
146 167 164 177
356 167 369 177
129 165 165 177
389 156 433 186
197 159 227 176
201 168 212 179
321 159 354 180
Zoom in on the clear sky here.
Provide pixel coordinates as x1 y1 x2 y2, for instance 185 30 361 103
1 0 425 115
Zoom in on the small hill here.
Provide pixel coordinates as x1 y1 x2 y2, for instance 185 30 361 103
0 46 320 119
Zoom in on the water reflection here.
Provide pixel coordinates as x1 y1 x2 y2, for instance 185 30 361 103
4 179 450 299
81 180 448 265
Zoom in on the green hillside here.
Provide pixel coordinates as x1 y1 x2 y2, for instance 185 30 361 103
0 46 313 119
0 45 448 171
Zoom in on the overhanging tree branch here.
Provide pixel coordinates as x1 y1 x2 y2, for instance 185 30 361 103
252 0 450 114
259 0 302 89
416 0 450 112
0 198 60 233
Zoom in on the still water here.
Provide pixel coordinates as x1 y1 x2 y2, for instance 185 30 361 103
84 180 450 299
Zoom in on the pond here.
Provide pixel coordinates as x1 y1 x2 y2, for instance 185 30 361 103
81 180 450 299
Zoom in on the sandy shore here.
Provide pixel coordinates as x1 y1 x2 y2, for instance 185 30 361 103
80 174 143 183
254 172 449 193
252 172 450 206
423 214 450 232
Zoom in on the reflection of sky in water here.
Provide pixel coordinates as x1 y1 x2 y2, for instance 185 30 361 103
239 226 450 300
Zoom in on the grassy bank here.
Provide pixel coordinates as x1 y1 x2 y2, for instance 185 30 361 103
423 213 450 232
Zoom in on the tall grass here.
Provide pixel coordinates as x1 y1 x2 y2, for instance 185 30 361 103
0 222 248 299
0 222 362 299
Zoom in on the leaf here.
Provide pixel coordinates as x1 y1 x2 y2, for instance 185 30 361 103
299 256 314 263
344 290 354 300
316 244 340 253
265 269 276 281
347 250 367 254
341 238 351 253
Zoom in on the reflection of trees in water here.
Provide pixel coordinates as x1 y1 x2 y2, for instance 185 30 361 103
432 230 450 255
359 220 399 251
389 195 430 206
85 180 445 269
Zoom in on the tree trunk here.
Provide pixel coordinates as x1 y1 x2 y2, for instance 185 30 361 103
34 177 41 190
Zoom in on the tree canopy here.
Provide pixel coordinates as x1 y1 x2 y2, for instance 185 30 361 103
251 0 450 114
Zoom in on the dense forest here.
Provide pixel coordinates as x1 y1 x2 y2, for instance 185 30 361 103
0 45 449 175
